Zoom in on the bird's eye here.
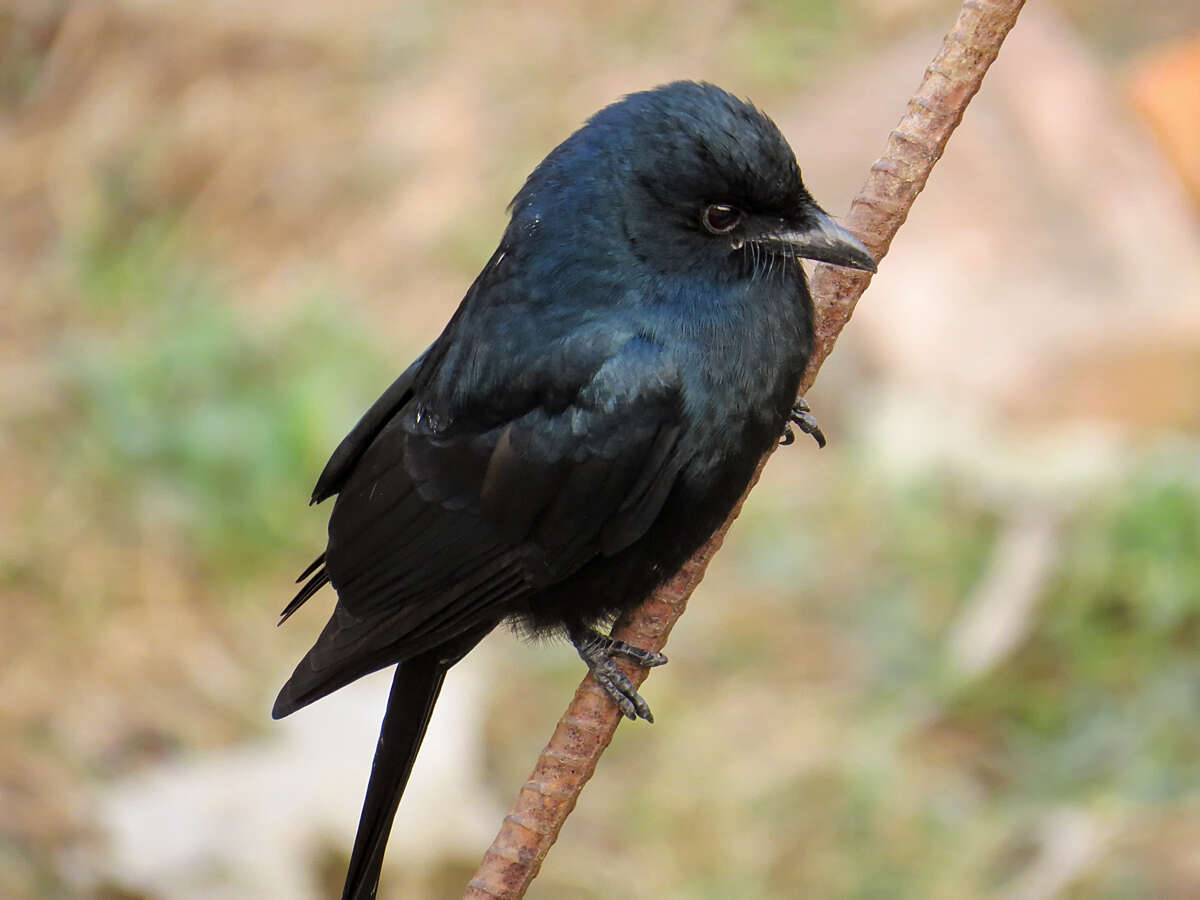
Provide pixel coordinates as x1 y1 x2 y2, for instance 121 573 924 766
701 204 743 235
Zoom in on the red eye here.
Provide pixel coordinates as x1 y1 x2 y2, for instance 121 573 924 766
702 204 743 234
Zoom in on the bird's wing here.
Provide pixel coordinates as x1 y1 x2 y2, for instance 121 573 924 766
274 336 686 716
310 349 430 505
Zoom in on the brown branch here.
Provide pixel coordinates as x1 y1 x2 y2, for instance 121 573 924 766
465 2 1026 896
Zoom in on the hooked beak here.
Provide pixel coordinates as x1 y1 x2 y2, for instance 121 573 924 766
768 209 877 273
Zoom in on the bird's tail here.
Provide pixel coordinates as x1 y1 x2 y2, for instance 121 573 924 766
341 654 447 900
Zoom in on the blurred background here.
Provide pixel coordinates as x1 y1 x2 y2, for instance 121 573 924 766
2 1 1198 897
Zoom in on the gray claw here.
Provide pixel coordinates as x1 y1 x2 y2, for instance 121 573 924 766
786 397 826 449
570 628 666 722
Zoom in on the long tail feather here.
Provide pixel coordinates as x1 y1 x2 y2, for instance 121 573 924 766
341 656 446 900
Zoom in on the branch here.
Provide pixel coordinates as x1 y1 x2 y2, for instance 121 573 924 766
465 2 1026 896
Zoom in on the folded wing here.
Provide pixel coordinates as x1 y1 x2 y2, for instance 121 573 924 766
274 337 686 717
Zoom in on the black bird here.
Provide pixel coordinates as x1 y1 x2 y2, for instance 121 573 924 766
274 81 875 899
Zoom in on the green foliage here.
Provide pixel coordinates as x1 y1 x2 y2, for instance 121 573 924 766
51 225 391 574
950 467 1200 803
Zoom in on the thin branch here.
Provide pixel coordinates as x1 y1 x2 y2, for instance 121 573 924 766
465 2 1026 896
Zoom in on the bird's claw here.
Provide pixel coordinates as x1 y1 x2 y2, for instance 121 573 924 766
781 397 826 449
571 629 666 722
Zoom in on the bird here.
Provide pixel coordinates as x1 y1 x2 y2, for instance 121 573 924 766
274 80 876 899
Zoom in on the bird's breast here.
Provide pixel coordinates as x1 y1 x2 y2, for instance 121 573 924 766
676 282 811 453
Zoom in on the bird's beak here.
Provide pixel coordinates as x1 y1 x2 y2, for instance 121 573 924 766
770 209 877 273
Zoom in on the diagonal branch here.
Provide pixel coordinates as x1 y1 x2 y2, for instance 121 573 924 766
465 2 1026 896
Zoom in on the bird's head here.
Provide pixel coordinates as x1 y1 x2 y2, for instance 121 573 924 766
510 81 876 282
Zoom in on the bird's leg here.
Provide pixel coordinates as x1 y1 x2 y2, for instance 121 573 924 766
569 627 668 723
780 397 826 449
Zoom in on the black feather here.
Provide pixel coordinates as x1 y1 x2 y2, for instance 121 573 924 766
275 81 875 898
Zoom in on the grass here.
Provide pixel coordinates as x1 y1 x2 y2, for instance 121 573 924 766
40 213 394 575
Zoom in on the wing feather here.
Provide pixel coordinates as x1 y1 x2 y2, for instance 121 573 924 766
278 333 690 713
311 352 428 504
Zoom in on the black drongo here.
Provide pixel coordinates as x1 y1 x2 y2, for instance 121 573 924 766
274 81 875 899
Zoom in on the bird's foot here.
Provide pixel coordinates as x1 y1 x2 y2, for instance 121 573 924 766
780 397 826 449
570 628 667 722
